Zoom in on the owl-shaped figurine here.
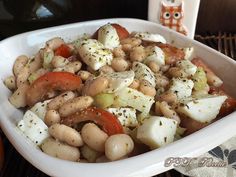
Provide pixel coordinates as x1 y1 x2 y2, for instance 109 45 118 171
160 1 187 35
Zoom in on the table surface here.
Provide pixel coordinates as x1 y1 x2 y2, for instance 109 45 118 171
0 33 235 177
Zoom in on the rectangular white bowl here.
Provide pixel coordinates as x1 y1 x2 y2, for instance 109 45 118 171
0 18 236 177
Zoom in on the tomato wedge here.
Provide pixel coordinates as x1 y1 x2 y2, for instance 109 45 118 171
55 44 72 58
26 72 82 106
111 24 129 40
209 86 236 117
61 107 124 136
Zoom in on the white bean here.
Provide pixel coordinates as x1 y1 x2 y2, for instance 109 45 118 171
158 91 177 104
53 61 82 73
168 67 187 78
13 55 29 76
47 91 76 110
82 77 109 96
129 79 140 89
80 145 101 162
9 83 29 108
77 70 93 81
130 46 146 62
46 37 64 50
51 55 69 68
64 61 82 73
49 123 83 147
81 123 108 152
105 134 134 161
4 75 16 90
16 66 30 87
28 52 43 73
155 73 170 88
147 61 160 73
44 110 61 126
159 101 180 124
111 57 130 72
113 47 126 58
139 80 156 97
59 96 93 117
41 137 80 161
99 65 114 74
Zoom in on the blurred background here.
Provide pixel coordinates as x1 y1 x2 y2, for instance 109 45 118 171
0 0 236 38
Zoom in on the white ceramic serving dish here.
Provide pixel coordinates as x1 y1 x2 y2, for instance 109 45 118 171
0 18 236 177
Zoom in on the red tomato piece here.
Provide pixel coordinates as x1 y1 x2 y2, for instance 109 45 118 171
209 86 236 117
61 107 124 136
55 44 72 58
26 72 82 106
111 24 129 40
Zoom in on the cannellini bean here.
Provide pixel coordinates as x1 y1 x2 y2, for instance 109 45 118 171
111 57 130 72
49 123 83 147
13 55 29 76
159 101 180 124
64 61 82 73
113 47 126 58
147 61 160 73
121 38 142 52
82 77 109 96
122 44 133 52
47 91 76 110
129 79 140 89
99 65 114 74
139 80 156 97
9 83 29 108
81 123 108 152
51 55 69 68
121 38 142 46
168 67 187 78
105 134 134 161
158 91 177 104
155 73 170 88
80 145 101 162
42 47 54 69
4 75 16 90
59 96 93 117
44 110 61 126
46 37 64 50
16 66 30 87
28 52 43 73
129 46 146 62
54 61 82 73
77 70 93 81
41 137 80 161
